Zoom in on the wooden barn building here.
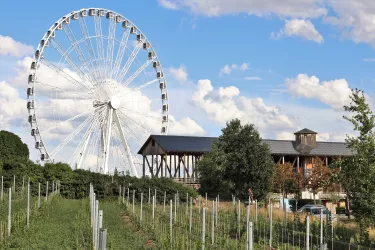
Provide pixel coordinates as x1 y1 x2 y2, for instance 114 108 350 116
138 128 353 198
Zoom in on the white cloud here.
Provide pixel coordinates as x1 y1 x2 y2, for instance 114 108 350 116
169 117 205 135
0 35 33 57
192 79 296 133
168 65 188 81
0 81 26 130
244 76 263 81
285 74 352 110
158 0 180 10
219 63 248 76
325 0 375 48
165 0 327 18
272 19 323 43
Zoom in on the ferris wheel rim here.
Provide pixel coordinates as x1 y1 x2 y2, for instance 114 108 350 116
27 8 170 176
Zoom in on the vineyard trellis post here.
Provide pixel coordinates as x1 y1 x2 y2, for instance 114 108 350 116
99 228 107 250
122 187 125 204
163 191 166 213
118 185 121 204
27 178 30 228
132 190 135 214
238 200 241 237
186 193 189 215
127 188 129 207
94 200 99 249
306 215 310 250
269 198 273 248
202 207 206 250
97 210 103 248
38 182 41 208
152 195 155 227
52 180 54 195
249 222 253 250
205 193 207 208
216 196 218 226
170 199 172 246
190 197 192 233
211 200 214 245
45 181 48 201
1 176 3 202
8 188 11 237
174 194 177 223
246 202 250 250
140 193 143 224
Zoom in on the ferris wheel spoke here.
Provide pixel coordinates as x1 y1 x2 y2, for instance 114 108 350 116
40 110 93 134
75 118 98 169
49 114 94 159
123 59 153 87
40 59 93 93
62 24 96 84
35 102 92 110
111 30 130 80
127 79 159 92
49 38 93 88
116 43 142 84
119 107 162 121
78 17 98 69
113 110 139 177
105 16 116 79
117 109 152 135
94 15 106 81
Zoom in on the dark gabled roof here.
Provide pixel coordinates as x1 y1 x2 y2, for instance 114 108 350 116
294 128 317 134
138 135 217 154
138 135 354 156
263 139 354 156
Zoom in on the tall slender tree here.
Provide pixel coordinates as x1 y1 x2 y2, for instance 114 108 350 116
337 88 375 239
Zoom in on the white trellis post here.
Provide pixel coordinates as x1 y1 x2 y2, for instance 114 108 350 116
189 197 193 233
38 182 41 208
163 191 166 213
46 181 49 201
1 176 3 202
132 190 135 214
170 199 173 246
202 207 206 250
140 193 143 224
306 216 310 250
211 200 215 245
269 198 273 249
27 178 30 228
8 188 11 236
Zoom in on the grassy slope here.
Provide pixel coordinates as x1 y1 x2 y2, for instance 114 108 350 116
2 198 90 249
101 201 154 250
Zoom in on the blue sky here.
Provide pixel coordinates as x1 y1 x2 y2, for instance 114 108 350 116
1 0 375 162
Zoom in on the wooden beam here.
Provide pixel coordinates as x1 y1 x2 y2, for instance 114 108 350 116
145 156 153 177
142 156 145 177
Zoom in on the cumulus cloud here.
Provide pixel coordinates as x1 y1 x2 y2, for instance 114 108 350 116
272 19 324 43
192 79 296 132
0 35 33 57
169 117 205 135
162 0 327 18
0 81 26 130
219 63 248 76
286 74 352 111
167 65 188 81
158 0 180 10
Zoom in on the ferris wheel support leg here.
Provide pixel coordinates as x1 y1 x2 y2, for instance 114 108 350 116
103 108 114 174
77 131 92 170
113 110 139 178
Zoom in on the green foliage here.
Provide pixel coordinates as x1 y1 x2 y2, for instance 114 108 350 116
198 118 275 201
336 89 375 232
0 131 29 163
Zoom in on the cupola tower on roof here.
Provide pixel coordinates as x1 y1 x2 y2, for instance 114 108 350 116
294 128 317 154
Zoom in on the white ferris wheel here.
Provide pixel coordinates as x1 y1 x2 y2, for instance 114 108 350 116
26 8 169 177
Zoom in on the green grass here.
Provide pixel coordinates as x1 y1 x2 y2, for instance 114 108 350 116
1 197 91 249
101 201 155 249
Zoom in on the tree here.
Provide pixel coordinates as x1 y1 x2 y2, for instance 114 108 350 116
305 157 332 204
198 118 275 201
0 130 29 162
274 162 302 198
337 88 375 236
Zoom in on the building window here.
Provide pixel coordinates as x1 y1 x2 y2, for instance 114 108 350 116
152 140 155 146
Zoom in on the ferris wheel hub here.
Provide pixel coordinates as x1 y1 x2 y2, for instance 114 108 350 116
109 96 120 110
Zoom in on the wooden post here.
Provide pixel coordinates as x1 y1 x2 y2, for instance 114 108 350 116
8 188 11 236
202 208 206 250
27 178 30 228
